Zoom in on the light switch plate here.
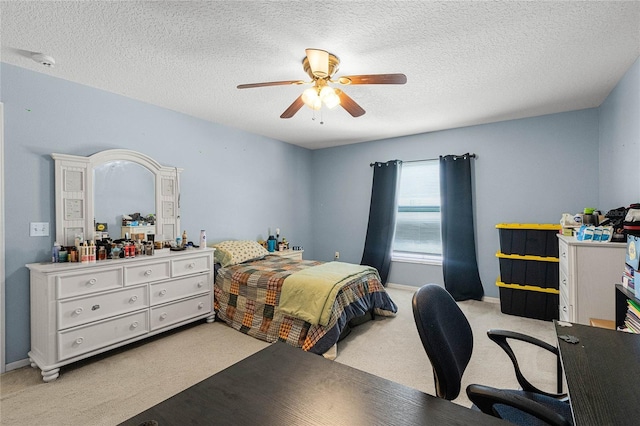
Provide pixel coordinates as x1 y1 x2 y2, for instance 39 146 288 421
30 222 50 237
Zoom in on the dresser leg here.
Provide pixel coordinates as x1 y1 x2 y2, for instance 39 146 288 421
206 313 216 323
41 368 60 382
29 356 37 368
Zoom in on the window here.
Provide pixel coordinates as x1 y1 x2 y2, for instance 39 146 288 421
392 160 442 263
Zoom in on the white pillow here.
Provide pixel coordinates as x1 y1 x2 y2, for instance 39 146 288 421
212 240 268 267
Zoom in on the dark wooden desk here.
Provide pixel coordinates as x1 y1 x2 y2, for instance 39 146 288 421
555 321 640 426
120 342 508 425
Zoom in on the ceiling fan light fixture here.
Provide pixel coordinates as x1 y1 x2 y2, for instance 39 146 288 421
320 86 340 109
305 48 330 78
302 87 322 110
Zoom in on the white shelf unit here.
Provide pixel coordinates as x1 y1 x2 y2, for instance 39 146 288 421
558 235 626 325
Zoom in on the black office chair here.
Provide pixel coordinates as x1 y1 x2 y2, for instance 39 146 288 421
412 284 573 426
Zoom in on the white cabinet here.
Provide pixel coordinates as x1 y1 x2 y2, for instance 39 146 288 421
558 235 626 324
27 248 214 382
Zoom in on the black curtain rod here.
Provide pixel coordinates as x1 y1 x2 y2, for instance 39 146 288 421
370 153 476 167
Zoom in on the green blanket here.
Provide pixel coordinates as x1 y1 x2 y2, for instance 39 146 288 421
279 262 377 326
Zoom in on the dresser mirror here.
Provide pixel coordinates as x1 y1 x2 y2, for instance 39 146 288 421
52 149 182 246
94 160 155 238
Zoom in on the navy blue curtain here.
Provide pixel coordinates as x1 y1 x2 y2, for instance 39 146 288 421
439 154 484 301
361 160 401 285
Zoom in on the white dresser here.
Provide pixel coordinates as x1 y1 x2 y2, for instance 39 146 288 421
558 235 626 325
27 248 214 382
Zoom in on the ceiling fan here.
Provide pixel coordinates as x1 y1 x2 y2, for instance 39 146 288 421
237 48 407 119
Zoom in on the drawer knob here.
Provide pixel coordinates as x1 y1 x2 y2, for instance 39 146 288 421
131 321 139 329
144 269 153 276
160 313 167 320
87 278 97 286
75 337 84 345
197 281 204 288
188 262 196 269
74 307 84 315
159 289 167 296
198 302 204 310
129 295 138 303
562 306 567 312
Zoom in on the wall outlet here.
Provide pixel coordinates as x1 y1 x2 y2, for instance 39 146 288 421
334 251 339 260
30 222 50 237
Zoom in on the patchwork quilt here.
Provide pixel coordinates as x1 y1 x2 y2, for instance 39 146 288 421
214 255 398 354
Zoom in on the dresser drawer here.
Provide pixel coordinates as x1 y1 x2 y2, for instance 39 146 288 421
150 294 211 330
58 311 148 360
171 254 212 277
559 240 569 275
150 274 211 306
559 292 571 322
559 269 570 299
56 267 123 299
124 261 171 286
58 285 148 330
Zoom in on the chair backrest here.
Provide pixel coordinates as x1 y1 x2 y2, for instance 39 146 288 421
412 284 474 400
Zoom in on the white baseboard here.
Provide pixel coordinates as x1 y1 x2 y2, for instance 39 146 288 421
386 282 420 292
387 282 501 305
5 358 30 372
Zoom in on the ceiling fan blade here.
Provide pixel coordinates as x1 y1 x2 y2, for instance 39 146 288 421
280 95 305 119
237 80 305 89
335 89 365 117
337 73 407 85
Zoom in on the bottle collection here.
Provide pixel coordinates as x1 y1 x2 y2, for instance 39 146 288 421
51 228 207 264
263 227 289 253
51 233 156 264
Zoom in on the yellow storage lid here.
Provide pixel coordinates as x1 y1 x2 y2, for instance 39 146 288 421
495 251 559 262
495 279 560 294
495 223 561 230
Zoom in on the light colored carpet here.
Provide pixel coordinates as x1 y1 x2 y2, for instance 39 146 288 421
0 286 558 425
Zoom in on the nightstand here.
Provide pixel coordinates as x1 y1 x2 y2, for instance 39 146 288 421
270 249 304 260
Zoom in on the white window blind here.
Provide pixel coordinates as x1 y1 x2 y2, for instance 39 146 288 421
392 160 442 263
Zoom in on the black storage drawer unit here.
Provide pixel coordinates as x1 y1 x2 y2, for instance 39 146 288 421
496 223 561 321
497 223 561 258
498 285 559 322
497 252 559 289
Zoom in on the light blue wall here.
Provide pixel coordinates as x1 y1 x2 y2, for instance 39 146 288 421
311 109 601 293
599 56 640 206
3 54 639 365
1 63 313 364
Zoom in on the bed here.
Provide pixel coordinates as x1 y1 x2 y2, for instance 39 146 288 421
212 240 398 356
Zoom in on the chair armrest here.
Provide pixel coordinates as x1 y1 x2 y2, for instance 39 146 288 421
467 384 572 426
487 329 566 398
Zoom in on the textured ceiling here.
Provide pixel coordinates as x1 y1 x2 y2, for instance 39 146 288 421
1 1 639 150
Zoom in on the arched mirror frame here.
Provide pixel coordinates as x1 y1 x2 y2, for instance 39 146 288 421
52 149 182 246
